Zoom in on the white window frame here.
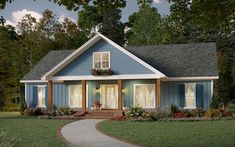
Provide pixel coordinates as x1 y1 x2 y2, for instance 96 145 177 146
184 83 197 109
133 84 156 109
93 52 110 70
68 85 88 108
37 85 46 108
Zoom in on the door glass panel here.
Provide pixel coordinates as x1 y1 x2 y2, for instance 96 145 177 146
101 85 118 109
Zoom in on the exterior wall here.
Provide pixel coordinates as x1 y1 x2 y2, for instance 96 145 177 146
161 80 212 110
25 80 212 110
55 39 154 76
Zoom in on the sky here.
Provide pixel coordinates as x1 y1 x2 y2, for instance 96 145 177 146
0 0 170 28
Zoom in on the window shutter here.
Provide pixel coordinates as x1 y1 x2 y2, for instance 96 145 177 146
179 84 185 108
196 84 203 108
33 86 38 108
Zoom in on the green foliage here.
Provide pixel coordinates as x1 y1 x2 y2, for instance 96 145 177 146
19 100 27 115
55 107 74 115
205 108 222 118
126 106 145 118
227 103 235 113
0 131 20 146
127 4 167 46
24 108 34 116
78 0 126 45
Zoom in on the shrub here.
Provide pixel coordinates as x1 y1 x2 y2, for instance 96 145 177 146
55 107 74 115
143 111 158 121
156 108 171 118
219 109 232 117
205 108 222 118
167 104 180 116
227 103 235 113
19 101 27 115
33 107 43 116
191 109 205 117
173 112 184 118
24 108 34 116
126 106 145 118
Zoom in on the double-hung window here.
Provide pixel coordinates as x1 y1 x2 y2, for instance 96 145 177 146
184 83 196 109
134 84 155 108
37 86 46 107
93 52 110 69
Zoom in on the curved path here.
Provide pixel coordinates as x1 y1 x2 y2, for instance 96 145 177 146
61 119 136 147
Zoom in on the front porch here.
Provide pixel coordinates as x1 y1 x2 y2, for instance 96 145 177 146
47 79 162 112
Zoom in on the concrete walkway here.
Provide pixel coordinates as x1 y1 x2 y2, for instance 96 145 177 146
61 119 136 147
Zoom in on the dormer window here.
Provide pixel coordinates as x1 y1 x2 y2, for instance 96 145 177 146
93 52 110 69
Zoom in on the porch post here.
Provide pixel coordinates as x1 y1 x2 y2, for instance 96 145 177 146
48 80 53 112
118 79 122 110
82 80 87 111
156 79 161 107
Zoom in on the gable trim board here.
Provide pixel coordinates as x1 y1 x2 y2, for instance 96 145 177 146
41 33 166 80
161 76 218 81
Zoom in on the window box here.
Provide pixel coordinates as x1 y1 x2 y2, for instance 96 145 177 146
91 68 113 76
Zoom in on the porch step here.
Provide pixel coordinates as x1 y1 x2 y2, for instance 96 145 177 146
84 110 118 119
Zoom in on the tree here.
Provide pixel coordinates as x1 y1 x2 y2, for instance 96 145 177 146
78 0 126 45
127 1 167 46
168 0 235 106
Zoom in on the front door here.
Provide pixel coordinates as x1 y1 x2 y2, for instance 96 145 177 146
100 84 118 109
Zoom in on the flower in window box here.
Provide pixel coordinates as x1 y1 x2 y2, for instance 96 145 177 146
91 68 113 75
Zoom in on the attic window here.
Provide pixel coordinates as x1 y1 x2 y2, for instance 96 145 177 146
93 52 110 69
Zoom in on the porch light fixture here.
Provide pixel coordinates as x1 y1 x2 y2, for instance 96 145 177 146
122 87 125 93
96 87 100 94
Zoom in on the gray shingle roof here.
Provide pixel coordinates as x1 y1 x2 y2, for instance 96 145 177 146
127 42 218 77
22 50 74 80
22 42 218 80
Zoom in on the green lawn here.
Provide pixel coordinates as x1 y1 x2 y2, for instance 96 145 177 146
0 112 71 147
97 120 235 147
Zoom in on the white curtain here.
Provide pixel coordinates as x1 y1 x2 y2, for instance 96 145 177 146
185 83 196 107
38 87 45 107
69 85 82 108
101 85 118 109
134 84 155 108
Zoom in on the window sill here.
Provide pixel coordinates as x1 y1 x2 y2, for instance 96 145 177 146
184 106 197 109
37 106 46 108
69 106 82 109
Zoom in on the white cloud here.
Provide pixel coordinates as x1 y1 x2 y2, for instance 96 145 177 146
5 9 42 28
58 13 76 23
153 0 161 4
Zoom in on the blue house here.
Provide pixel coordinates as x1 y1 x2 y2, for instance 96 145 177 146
20 33 218 111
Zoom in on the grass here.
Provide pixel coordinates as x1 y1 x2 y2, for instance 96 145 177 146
0 112 71 147
97 120 235 147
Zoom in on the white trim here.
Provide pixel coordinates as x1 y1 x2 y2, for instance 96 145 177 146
92 51 110 69
184 83 196 108
184 106 197 109
37 105 46 108
162 76 219 81
20 80 48 83
41 33 165 80
68 84 88 108
49 74 161 81
133 84 156 109
25 83 27 102
100 84 118 109
211 80 214 97
36 85 47 88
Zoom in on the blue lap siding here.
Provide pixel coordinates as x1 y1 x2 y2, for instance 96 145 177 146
55 39 154 76
25 80 212 110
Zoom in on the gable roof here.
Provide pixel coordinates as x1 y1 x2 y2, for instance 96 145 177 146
40 33 165 80
21 50 74 81
127 42 218 77
21 36 219 82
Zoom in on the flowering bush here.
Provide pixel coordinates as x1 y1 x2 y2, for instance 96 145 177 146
55 107 74 115
126 106 145 118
